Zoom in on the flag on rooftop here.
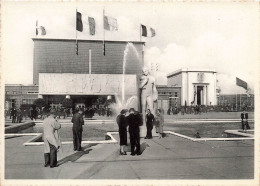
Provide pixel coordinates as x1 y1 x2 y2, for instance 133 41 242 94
40 26 46 35
236 77 247 90
141 24 156 37
35 21 46 36
104 15 118 31
76 11 83 32
88 17 95 35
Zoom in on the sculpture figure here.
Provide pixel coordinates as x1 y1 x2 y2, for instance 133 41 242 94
140 66 158 122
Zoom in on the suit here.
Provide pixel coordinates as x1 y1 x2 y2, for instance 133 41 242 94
71 113 84 150
127 113 142 155
43 116 61 167
146 113 154 138
241 112 250 130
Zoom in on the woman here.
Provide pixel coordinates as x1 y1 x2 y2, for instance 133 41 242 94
116 109 128 155
155 109 164 139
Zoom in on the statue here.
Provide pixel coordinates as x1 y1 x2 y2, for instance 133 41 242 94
140 66 158 122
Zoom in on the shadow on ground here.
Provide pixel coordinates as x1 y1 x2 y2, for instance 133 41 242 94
123 142 149 155
58 144 97 166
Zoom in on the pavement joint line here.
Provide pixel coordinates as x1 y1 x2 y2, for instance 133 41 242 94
67 155 254 163
5 132 119 146
164 131 254 141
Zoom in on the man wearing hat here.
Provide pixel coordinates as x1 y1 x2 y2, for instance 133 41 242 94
71 109 84 151
43 110 61 168
126 108 142 156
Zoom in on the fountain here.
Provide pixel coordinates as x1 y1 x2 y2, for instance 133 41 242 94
110 42 158 137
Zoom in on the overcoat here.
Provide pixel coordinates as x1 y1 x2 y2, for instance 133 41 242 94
43 116 61 153
155 114 164 134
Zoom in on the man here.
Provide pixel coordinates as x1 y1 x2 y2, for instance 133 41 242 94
71 109 84 151
43 110 61 168
11 108 17 123
127 108 142 156
241 110 250 132
145 109 154 139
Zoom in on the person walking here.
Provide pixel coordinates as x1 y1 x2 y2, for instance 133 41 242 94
155 109 164 139
71 109 84 151
116 109 128 155
43 110 61 168
145 109 154 139
126 108 142 156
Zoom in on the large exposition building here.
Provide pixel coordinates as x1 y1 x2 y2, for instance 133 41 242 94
7 38 252 112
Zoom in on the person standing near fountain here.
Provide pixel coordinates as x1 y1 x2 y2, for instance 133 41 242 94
145 109 155 139
71 108 84 151
43 110 61 168
116 109 128 155
127 108 141 156
140 66 158 123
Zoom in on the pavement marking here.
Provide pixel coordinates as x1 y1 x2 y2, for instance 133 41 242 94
5 132 119 146
164 131 254 141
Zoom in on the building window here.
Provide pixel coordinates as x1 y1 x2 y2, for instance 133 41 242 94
174 92 178 97
27 91 39 94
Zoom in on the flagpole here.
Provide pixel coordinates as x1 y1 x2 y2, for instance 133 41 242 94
36 20 38 37
236 94 237 112
240 94 241 111
76 9 78 55
140 24 142 42
103 8 105 56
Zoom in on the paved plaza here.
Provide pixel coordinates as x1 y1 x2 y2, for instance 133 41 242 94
4 112 256 185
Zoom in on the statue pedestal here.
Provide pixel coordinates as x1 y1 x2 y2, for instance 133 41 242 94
139 125 159 138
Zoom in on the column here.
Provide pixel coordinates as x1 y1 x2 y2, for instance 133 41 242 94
194 85 197 105
203 86 206 105
206 85 208 105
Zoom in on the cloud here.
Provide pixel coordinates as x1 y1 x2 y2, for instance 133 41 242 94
145 30 256 94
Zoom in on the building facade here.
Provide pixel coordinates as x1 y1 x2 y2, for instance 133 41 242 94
5 84 39 109
167 68 217 106
156 85 181 111
33 38 144 109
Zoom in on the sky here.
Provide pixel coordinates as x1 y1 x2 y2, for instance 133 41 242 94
2 2 259 94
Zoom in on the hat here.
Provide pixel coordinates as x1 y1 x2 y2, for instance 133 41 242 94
129 108 135 113
120 109 128 114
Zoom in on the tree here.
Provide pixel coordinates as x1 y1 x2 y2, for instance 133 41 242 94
34 98 46 108
62 98 73 108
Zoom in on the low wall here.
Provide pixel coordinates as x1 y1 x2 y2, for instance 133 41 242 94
5 122 35 134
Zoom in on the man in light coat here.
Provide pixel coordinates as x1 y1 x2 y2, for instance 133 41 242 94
43 111 61 168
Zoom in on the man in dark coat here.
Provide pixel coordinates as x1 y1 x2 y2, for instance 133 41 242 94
71 109 84 151
11 108 17 123
145 109 154 139
126 108 142 156
241 110 250 131
116 109 128 155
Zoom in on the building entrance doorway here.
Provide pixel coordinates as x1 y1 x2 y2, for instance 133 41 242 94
197 86 204 105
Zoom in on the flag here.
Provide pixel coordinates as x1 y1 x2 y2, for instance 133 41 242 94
40 26 46 35
141 25 147 36
236 77 247 90
141 24 156 37
88 17 95 35
104 16 118 31
76 11 83 32
150 27 156 37
36 20 38 35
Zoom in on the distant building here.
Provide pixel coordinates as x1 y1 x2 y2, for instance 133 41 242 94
167 68 217 106
5 84 38 109
156 85 181 111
